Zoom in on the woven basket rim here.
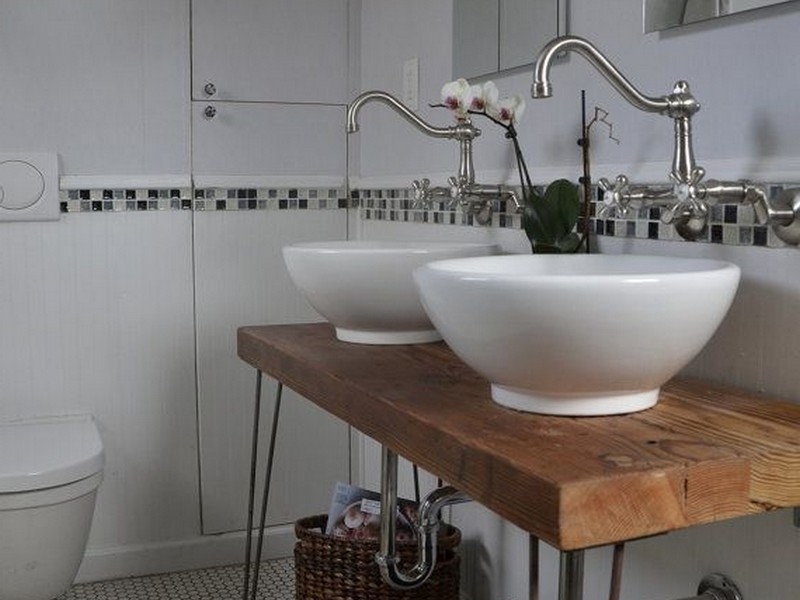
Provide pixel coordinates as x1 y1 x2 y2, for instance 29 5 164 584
296 514 461 550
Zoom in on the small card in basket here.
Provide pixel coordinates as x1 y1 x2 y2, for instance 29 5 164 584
325 482 418 542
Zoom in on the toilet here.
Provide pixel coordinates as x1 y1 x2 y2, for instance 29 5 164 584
0 415 104 600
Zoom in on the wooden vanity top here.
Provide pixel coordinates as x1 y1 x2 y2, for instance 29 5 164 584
238 322 800 551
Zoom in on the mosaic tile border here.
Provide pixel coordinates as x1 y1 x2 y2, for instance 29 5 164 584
59 187 350 213
58 182 798 248
355 188 522 229
194 187 349 211
356 183 800 249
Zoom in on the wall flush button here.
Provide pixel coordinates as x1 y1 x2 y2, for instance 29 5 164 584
0 153 59 221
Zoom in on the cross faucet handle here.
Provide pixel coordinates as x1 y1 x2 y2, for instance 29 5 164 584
598 174 632 218
411 178 432 207
663 166 708 224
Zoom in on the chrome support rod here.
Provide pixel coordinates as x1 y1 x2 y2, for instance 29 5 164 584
529 534 539 600
558 550 585 600
609 543 625 600
241 370 263 600
242 376 283 600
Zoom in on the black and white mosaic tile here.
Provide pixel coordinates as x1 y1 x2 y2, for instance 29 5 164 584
57 182 799 249
357 183 800 249
59 187 351 213
60 188 194 214
58 559 294 600
193 187 349 212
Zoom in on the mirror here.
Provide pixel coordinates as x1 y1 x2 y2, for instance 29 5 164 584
453 0 567 80
644 0 796 32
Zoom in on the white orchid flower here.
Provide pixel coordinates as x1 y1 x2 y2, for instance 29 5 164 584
464 81 500 112
440 79 470 116
489 94 526 125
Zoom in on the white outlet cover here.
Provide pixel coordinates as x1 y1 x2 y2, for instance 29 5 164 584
402 57 419 111
0 152 59 222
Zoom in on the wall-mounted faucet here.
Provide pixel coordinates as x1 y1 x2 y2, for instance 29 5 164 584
347 90 522 224
531 35 800 245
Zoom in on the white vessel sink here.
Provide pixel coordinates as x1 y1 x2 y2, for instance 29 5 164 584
283 241 499 345
414 254 740 415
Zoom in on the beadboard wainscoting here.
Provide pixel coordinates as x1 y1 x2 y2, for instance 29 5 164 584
0 184 353 582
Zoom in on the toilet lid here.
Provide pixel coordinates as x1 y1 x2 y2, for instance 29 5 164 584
0 415 104 492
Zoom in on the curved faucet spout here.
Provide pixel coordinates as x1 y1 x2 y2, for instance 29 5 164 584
347 90 462 139
532 36 698 117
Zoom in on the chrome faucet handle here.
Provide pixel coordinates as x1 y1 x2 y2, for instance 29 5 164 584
447 175 465 209
411 178 432 207
663 167 708 224
598 174 633 217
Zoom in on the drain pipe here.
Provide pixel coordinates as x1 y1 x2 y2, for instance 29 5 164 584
375 446 470 590
377 446 743 600
679 574 743 600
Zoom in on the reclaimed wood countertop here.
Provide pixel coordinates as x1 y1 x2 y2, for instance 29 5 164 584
238 322 800 551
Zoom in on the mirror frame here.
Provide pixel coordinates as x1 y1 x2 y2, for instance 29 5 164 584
644 0 797 33
454 0 568 80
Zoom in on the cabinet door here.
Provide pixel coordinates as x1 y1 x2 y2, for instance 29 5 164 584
192 0 349 104
194 208 350 534
191 102 346 184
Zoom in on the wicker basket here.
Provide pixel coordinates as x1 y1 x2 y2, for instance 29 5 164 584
294 514 461 600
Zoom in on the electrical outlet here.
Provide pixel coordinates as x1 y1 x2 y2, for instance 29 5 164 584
402 57 419 111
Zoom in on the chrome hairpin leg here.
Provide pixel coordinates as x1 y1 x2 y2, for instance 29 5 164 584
529 534 539 600
242 371 263 600
242 371 283 600
558 549 585 600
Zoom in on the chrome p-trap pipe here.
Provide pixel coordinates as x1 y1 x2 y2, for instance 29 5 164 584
376 446 470 590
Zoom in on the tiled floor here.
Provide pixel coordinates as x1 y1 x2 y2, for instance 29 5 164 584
58 558 295 600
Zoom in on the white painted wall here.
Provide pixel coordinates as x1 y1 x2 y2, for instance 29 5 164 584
356 1 800 599
357 0 800 185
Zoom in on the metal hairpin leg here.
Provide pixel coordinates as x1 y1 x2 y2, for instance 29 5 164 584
529 534 539 600
558 550 585 600
242 371 283 600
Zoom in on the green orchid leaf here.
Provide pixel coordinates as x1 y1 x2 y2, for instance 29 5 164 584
522 191 554 246
544 179 581 237
522 179 582 252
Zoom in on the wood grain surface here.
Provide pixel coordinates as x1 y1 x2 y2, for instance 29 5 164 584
238 323 800 550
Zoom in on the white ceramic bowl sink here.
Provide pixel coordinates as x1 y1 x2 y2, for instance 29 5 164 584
414 254 741 416
283 241 499 344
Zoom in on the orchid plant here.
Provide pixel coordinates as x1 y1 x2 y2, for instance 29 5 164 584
438 79 583 253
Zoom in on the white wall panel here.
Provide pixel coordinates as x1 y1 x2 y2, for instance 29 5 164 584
192 0 349 104
193 209 350 534
0 211 199 548
192 102 346 182
0 0 190 177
